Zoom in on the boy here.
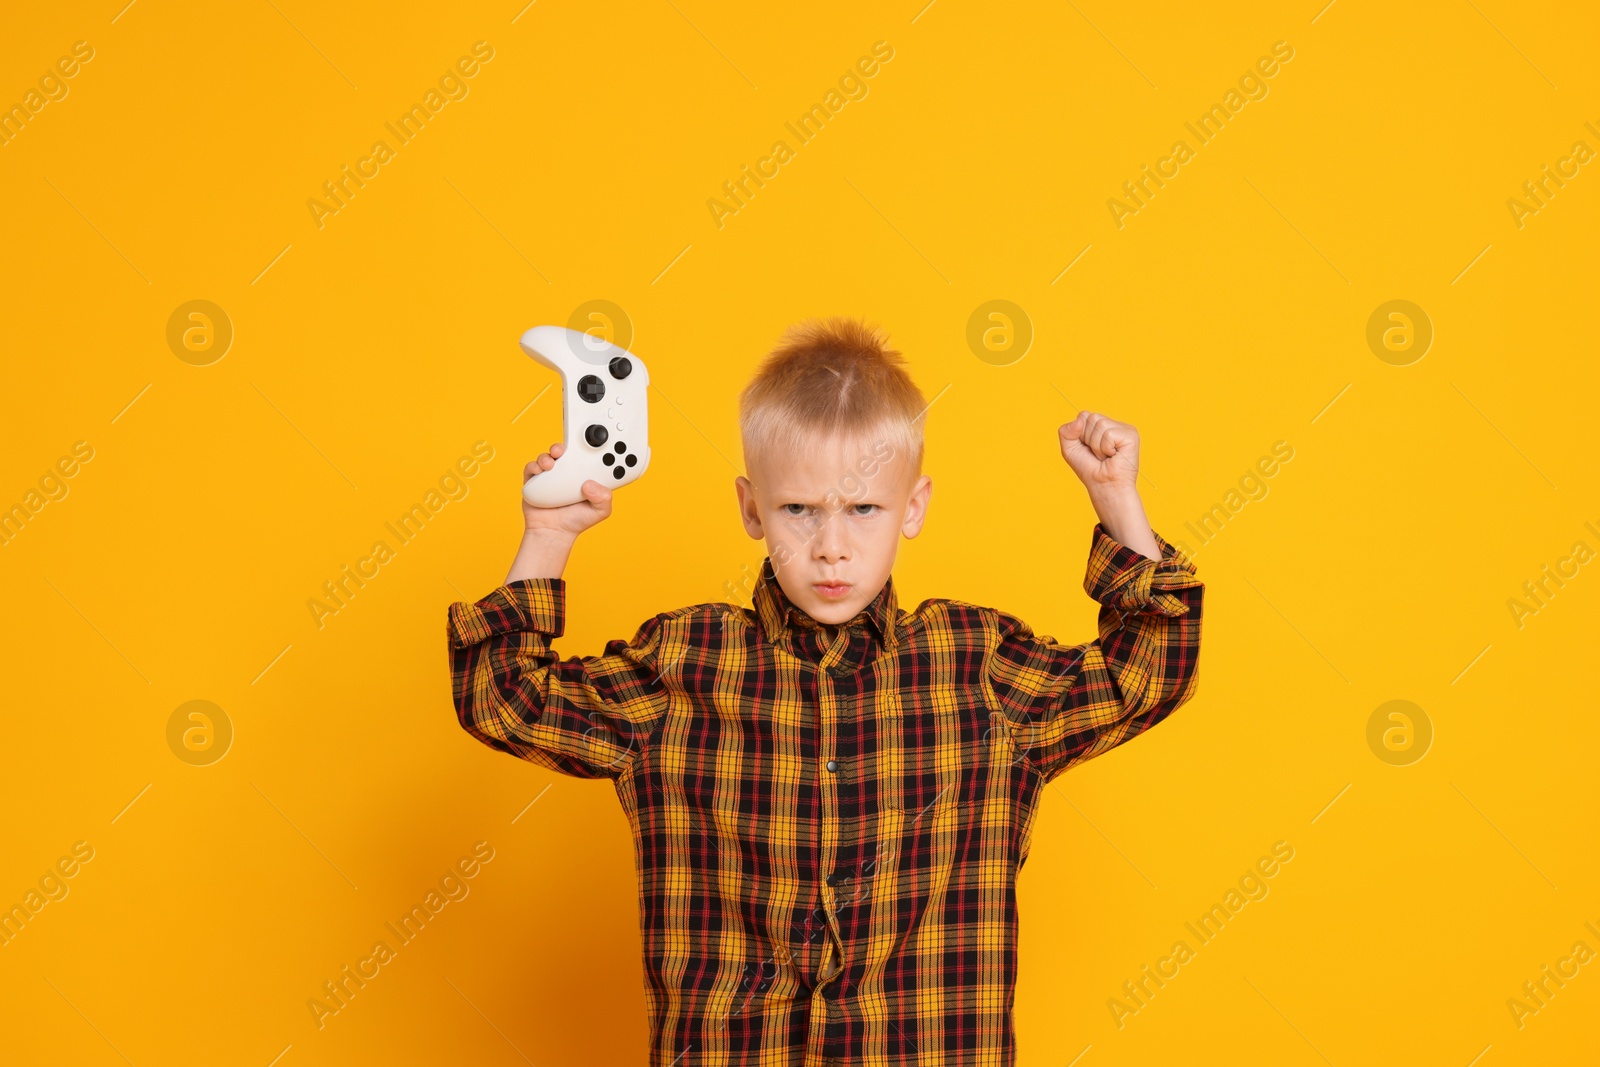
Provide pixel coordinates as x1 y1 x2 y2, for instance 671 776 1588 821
447 317 1203 1066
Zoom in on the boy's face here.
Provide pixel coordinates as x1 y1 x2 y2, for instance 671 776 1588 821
734 431 932 626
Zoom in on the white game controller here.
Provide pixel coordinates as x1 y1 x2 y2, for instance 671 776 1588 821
519 325 652 507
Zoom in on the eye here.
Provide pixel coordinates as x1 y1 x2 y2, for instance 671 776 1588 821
782 504 811 516
851 504 879 516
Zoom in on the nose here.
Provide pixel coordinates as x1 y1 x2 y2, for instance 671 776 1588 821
811 509 850 564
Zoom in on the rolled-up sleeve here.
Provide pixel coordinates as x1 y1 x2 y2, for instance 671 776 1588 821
447 579 670 780
984 522 1204 782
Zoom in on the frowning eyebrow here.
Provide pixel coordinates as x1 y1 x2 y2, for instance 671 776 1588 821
773 492 886 507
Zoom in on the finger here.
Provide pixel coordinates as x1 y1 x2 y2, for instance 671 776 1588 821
551 442 565 456
1080 413 1106 456
1093 417 1115 457
1106 421 1135 454
1092 416 1121 457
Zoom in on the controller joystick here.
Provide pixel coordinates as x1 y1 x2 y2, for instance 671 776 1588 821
519 326 652 507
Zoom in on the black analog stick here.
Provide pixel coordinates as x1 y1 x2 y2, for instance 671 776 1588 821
584 424 609 447
577 374 605 403
609 357 632 380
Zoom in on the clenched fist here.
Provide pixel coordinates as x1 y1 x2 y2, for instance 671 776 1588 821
1057 411 1160 559
1059 411 1140 498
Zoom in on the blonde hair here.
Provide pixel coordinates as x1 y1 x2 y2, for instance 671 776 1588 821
738 316 927 480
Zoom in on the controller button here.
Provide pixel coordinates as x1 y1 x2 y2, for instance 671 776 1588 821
616 423 625 431
584 424 609 447
609 356 632 380
625 454 637 467
616 396 625 405
612 465 625 479
577 375 605 403
615 441 626 453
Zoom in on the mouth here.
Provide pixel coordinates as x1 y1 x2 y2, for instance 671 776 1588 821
812 581 853 601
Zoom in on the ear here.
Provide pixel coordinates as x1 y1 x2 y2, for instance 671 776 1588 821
900 475 932 539
734 475 765 539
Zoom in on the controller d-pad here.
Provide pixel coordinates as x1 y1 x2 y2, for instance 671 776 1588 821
609 357 632 380
625 454 637 467
585 424 609 447
612 465 625 479
613 441 626 454
577 375 605 403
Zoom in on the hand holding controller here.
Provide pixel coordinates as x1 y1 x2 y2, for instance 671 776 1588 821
518 325 652 508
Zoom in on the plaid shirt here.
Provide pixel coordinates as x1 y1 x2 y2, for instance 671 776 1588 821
447 522 1203 1066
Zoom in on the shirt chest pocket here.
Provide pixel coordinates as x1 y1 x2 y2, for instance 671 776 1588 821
869 710 1010 820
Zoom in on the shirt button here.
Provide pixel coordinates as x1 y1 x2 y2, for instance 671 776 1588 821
825 759 838 772
826 870 849 887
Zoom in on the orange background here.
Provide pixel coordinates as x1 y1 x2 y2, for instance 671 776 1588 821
1 1 1597 1063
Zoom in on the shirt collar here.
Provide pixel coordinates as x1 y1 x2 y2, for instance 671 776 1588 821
751 558 899 652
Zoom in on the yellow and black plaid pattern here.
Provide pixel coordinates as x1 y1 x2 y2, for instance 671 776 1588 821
448 522 1203 1066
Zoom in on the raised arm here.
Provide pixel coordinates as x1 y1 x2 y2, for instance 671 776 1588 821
448 577 671 779
445 442 669 780
985 521 1202 782
983 413 1204 782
